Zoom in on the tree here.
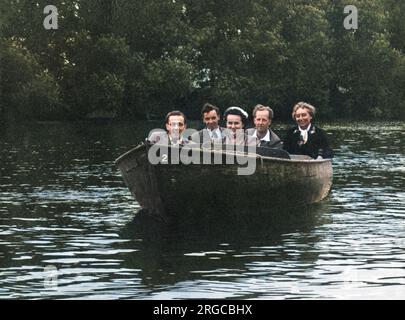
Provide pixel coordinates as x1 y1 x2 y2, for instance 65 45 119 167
1 0 405 121
0 39 62 120
61 32 131 118
327 0 403 119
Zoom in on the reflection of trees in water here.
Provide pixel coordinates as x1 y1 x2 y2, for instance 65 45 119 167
120 203 331 288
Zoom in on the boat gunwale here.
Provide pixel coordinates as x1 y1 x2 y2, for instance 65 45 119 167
114 143 333 167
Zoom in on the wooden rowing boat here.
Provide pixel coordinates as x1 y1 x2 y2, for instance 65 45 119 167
115 143 333 222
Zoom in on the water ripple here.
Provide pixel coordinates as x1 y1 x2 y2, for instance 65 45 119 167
1 121 404 299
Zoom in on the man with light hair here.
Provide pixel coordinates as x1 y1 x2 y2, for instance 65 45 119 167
247 104 283 149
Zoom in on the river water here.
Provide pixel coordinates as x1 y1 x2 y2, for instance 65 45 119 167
0 121 404 299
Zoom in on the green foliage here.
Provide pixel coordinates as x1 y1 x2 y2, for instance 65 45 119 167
1 0 405 121
326 0 402 119
0 39 62 120
143 57 195 115
61 32 130 118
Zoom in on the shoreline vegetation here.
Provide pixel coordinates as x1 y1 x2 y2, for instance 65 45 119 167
1 0 405 123
3 118 403 129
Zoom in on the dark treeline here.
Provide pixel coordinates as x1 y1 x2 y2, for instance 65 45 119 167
1 0 405 122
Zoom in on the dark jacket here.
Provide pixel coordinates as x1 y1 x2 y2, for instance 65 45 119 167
283 124 333 159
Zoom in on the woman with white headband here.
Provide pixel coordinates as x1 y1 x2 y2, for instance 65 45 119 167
223 106 255 146
283 102 333 159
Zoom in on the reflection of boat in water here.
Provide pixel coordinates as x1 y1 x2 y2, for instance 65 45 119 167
115 143 333 222
119 203 331 290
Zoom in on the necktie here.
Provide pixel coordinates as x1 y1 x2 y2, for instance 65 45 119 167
301 131 308 144
212 130 219 139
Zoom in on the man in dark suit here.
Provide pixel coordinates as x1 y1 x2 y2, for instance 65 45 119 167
191 103 225 144
246 104 283 149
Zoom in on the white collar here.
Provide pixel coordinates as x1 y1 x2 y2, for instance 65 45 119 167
298 124 312 133
207 127 221 137
254 129 270 141
169 135 185 144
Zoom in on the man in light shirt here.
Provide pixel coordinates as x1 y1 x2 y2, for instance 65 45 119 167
191 103 224 144
247 104 283 149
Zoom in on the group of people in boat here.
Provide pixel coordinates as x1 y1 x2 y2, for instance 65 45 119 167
148 101 333 159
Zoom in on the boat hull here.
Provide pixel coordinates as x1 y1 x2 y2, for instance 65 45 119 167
115 144 333 221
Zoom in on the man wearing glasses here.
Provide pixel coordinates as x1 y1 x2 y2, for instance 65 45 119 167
148 110 191 145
